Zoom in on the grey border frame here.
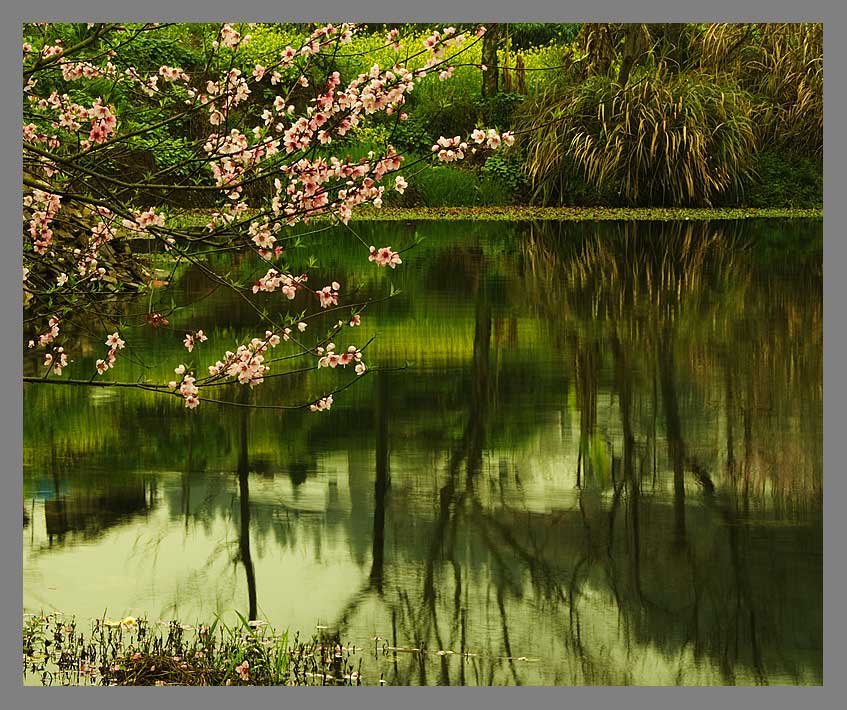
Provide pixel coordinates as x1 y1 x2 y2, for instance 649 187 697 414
3 2 843 709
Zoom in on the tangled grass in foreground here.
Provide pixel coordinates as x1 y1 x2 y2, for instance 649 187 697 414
23 613 369 686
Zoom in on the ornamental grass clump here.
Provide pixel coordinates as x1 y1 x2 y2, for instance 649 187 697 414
519 70 757 207
698 22 822 158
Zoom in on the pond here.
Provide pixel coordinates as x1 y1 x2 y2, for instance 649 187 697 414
23 218 823 685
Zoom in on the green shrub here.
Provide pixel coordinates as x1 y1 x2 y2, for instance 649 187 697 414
388 112 438 155
742 152 822 208
481 152 528 202
475 91 525 128
402 165 511 207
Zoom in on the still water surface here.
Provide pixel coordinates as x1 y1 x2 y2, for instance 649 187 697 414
23 219 823 685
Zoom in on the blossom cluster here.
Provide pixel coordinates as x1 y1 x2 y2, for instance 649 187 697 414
317 342 366 375
35 315 60 347
385 28 401 50
43 347 68 375
309 395 334 412
87 98 117 144
317 282 340 308
214 23 250 51
183 330 208 353
369 245 402 268
158 65 189 83
23 189 61 255
205 333 282 389
95 332 125 375
471 127 515 149
170 366 201 409
62 59 116 82
75 211 120 279
251 268 307 297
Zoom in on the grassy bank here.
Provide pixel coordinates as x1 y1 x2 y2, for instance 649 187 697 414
165 206 822 233
348 206 823 222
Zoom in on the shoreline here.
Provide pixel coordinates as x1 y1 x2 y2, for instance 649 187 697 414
349 206 823 222
164 206 823 231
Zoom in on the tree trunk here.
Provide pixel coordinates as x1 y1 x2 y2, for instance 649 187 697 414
481 24 500 98
617 23 646 87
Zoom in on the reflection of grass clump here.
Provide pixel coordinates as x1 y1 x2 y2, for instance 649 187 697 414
23 613 365 686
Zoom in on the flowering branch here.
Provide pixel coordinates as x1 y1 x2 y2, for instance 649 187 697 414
23 22 514 412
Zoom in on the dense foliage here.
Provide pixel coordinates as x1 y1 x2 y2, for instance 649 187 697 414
24 23 821 213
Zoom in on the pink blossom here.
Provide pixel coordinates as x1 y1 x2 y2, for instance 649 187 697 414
317 283 339 308
219 23 244 50
309 395 333 412
368 245 402 268
386 28 401 49
265 330 281 347
105 332 125 350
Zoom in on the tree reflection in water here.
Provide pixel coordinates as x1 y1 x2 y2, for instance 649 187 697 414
24 220 822 685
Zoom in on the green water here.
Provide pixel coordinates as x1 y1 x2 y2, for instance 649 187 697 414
23 219 823 685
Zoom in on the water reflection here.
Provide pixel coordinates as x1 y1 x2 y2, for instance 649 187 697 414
23 219 822 685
